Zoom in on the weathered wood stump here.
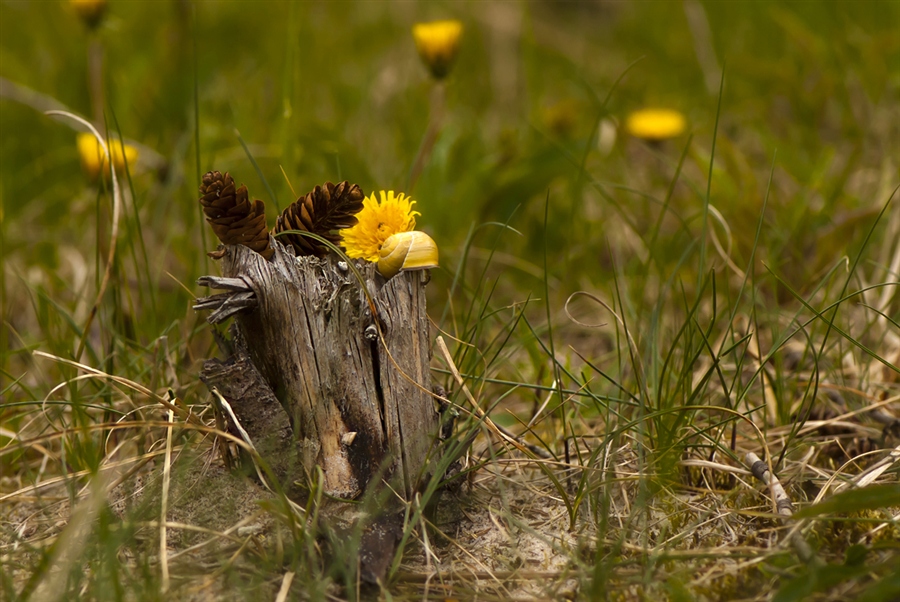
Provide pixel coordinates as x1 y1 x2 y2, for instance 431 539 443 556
195 238 441 502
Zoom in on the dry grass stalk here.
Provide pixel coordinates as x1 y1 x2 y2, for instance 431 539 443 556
836 443 900 492
159 407 175 593
274 571 295 602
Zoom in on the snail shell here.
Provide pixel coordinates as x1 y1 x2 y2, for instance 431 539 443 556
377 231 439 279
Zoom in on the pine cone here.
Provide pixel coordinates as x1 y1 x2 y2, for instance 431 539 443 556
199 171 273 260
273 181 365 256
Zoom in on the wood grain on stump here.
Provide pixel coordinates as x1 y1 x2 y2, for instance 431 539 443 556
195 238 441 501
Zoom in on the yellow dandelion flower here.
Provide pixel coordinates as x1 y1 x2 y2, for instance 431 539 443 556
77 132 139 180
70 0 107 29
542 99 578 138
340 191 420 262
625 108 686 141
412 20 463 80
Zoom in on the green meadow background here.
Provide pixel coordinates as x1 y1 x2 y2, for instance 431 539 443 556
2 2 897 329
1 1 899 600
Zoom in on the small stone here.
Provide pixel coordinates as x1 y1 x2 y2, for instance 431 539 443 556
237 524 264 536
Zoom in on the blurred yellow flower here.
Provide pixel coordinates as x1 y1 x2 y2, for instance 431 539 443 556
340 191 419 262
70 0 107 29
412 20 463 80
625 108 687 141
542 99 578 138
77 133 138 180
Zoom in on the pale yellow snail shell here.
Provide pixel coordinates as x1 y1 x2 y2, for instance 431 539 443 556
377 231 439 279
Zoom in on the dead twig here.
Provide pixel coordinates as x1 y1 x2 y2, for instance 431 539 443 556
745 452 816 564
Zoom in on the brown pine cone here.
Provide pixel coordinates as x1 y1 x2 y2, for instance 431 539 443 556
199 171 273 260
273 181 365 256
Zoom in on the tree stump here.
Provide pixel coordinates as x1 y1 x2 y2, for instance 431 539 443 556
195 238 441 501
